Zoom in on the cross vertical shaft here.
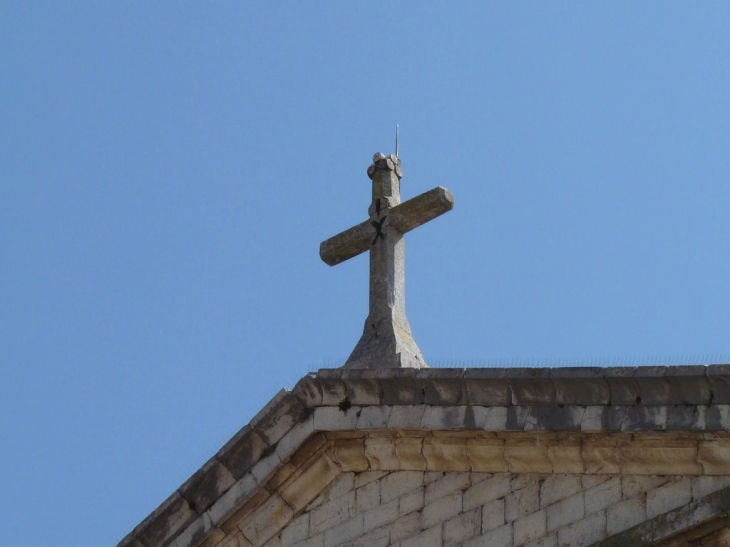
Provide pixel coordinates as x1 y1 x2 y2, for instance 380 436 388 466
346 153 424 368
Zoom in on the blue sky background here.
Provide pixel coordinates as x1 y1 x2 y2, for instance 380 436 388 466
2 3 729 545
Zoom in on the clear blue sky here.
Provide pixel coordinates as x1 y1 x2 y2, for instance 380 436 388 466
2 3 729 545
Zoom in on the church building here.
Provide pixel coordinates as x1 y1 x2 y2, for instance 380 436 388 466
119 153 730 547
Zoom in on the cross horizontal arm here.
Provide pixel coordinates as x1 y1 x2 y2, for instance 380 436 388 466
320 219 372 266
389 186 454 234
319 186 454 267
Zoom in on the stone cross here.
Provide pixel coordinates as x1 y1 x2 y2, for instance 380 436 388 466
320 153 454 368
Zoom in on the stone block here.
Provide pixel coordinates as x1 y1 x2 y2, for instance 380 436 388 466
606 377 640 406
310 491 355 535
547 445 584 474
420 405 467 430
135 492 197 545
291 374 323 408
422 437 470 471
470 522 513 547
667 375 711 405
251 391 307 446
380 374 425 405
506 368 552 379
606 497 646 536
585 477 621 515
691 475 730 500
354 471 387 488
424 471 471 504
353 479 379 514
546 492 584 532
217 489 270 534
482 406 508 430
290 534 323 547
313 406 359 431
524 532 557 547
275 418 315 465
279 455 339 512
506 483 540 522
481 498 506 533
280 514 308 547
582 445 620 474
443 507 480 546
514 509 546 546
322 515 364 547
422 490 463 529
173 513 225 547
707 373 730 404
634 376 670 406
355 405 391 430
464 473 510 510
418 371 467 405
665 405 697 430
646 477 691 519
318 377 348 406
251 451 282 486
239 494 294 547
619 446 700 475
465 378 511 406
180 458 237 515
387 405 427 429
208 473 258 526
505 445 552 474
509 379 556 406
362 498 399 533
325 472 354 501
219 532 255 547
553 379 610 406
505 406 529 430
350 526 389 547
622 405 667 431
556 511 606 547
341 377 381 405
331 438 368 472
400 525 442 547
399 485 424 515
540 475 582 507
390 512 422 542
523 406 585 432
395 437 427 471
365 436 399 469
218 427 270 480
380 471 424 504
620 476 668 500
698 441 730 474
467 440 508 473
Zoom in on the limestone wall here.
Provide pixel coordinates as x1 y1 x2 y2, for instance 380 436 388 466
219 471 730 547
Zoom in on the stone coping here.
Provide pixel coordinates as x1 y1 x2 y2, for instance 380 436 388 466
117 365 730 547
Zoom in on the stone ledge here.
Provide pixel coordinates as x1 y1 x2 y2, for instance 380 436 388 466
314 365 726 408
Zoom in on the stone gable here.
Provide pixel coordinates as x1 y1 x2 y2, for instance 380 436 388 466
118 366 730 547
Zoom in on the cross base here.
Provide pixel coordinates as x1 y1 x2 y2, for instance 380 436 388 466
343 315 427 369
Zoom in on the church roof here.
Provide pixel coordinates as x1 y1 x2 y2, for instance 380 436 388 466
117 364 730 547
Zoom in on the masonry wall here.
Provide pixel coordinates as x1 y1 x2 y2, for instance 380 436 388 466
217 471 730 547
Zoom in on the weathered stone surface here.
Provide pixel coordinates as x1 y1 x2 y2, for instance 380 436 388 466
180 458 237 515
320 154 454 369
135 492 197 547
217 426 270 480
